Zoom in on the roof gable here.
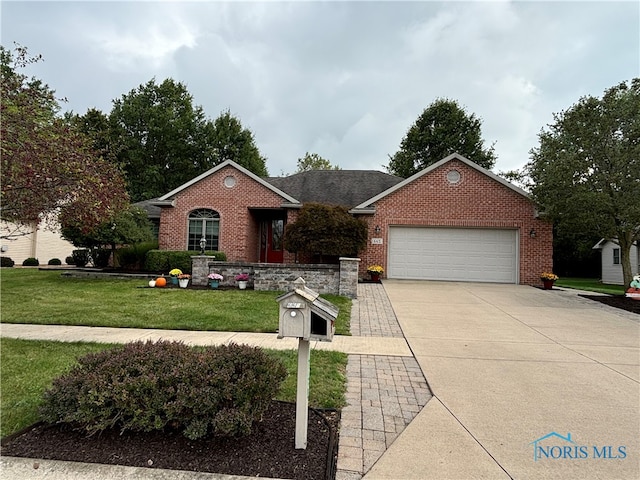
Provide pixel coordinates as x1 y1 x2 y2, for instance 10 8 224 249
156 160 299 204
354 153 530 209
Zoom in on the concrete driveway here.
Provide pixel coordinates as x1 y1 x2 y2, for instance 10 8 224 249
365 281 639 480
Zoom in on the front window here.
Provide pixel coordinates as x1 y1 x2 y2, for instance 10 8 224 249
613 248 620 265
188 209 219 251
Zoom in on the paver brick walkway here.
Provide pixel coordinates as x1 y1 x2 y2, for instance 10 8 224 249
336 284 432 480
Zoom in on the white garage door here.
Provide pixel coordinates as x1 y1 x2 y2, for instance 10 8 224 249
388 227 518 283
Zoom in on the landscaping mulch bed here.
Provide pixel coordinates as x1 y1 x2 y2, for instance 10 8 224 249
1 401 340 480
579 294 640 315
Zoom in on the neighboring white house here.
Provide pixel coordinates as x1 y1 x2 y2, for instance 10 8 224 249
592 239 640 285
0 220 74 265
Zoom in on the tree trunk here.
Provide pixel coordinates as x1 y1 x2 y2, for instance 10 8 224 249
617 231 635 288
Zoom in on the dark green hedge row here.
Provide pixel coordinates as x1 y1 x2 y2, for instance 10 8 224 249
144 250 226 274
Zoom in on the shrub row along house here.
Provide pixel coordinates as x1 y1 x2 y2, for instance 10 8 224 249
141 153 552 285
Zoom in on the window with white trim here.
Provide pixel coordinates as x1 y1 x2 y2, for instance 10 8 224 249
187 209 219 251
613 248 620 265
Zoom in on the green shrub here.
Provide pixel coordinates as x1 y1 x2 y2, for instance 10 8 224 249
91 249 111 268
71 249 90 267
22 257 39 266
39 341 287 440
1 257 15 268
65 256 75 265
115 242 158 271
207 251 227 261
144 250 226 274
48 258 62 265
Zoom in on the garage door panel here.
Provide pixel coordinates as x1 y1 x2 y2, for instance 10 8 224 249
388 227 517 283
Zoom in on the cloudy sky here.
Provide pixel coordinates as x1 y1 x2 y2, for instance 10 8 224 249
2 1 638 176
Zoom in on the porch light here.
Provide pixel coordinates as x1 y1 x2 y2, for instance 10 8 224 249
529 228 536 238
374 225 381 234
199 236 207 254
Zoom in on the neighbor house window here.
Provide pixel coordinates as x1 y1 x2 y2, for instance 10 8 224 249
613 248 620 265
187 209 219 251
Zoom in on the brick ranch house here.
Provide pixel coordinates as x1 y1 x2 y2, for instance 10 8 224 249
148 153 552 285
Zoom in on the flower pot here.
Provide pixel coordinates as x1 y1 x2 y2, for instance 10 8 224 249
238 281 248 290
179 278 190 289
209 280 219 289
542 280 555 290
369 273 381 283
171 276 179 285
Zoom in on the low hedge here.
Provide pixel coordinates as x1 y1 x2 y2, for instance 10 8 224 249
71 250 90 267
48 258 62 265
39 341 287 440
22 257 39 266
115 242 158 271
144 250 226 274
91 248 111 268
1 257 15 268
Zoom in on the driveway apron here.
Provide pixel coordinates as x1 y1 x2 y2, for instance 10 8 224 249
366 280 639 480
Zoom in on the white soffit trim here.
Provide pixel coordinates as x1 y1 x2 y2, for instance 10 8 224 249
354 153 531 209
157 160 300 204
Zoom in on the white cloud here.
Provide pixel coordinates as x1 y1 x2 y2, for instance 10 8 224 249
80 5 199 71
2 1 637 176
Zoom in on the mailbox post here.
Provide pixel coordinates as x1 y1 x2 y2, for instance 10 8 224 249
276 277 338 449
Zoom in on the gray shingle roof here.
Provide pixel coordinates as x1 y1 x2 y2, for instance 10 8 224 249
265 170 403 207
133 199 161 218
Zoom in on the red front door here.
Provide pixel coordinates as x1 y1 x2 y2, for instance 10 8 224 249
260 219 284 263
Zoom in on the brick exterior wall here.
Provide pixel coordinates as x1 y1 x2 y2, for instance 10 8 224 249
160 160 552 288
158 166 288 262
357 160 552 286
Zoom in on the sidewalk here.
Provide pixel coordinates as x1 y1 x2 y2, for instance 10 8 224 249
1 283 425 480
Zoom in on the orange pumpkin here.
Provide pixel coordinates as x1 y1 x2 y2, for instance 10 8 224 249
155 277 167 288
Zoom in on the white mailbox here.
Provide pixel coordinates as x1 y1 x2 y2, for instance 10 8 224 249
276 277 337 342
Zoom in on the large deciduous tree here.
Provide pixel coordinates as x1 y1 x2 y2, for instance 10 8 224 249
526 78 640 287
387 98 496 178
61 205 154 250
109 79 268 202
210 110 268 178
295 152 341 172
1 45 128 240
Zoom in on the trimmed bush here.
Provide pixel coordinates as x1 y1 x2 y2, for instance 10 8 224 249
48 258 62 265
39 341 287 440
115 241 158 271
0 256 15 268
144 250 226 274
65 256 75 265
91 248 111 268
71 249 90 267
22 257 39 266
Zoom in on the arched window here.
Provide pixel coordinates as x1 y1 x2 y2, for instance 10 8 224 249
187 209 220 251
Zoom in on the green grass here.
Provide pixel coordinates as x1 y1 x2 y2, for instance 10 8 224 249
0 338 114 437
0 338 347 438
0 269 351 334
555 277 626 295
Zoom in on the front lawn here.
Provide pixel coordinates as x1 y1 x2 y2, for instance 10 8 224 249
0 269 351 334
0 338 347 438
555 277 626 295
